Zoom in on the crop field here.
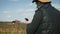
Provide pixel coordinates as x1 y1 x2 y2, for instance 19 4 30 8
0 22 27 34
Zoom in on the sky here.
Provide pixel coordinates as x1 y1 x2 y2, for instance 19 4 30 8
0 0 60 22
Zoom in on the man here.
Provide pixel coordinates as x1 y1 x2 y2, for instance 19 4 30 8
27 0 60 34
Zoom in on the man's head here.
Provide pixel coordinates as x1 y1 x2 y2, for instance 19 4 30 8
32 0 51 8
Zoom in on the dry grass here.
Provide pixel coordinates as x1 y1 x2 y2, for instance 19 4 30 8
0 22 27 34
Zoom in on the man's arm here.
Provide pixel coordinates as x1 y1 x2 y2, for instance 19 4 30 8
27 10 43 34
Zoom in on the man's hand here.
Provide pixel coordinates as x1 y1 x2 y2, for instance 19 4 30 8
24 20 30 24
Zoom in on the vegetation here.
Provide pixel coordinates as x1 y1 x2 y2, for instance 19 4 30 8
0 22 27 34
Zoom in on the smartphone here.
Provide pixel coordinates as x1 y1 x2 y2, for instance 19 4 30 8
25 18 29 21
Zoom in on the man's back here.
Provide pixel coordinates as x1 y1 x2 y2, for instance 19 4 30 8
35 3 60 34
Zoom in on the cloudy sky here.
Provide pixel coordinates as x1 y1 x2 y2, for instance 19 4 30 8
0 0 60 22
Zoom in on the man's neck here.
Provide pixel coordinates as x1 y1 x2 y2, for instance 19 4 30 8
37 2 51 9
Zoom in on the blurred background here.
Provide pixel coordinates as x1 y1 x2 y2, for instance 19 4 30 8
0 0 60 22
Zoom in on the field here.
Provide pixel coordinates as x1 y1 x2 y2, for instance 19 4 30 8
0 22 27 34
